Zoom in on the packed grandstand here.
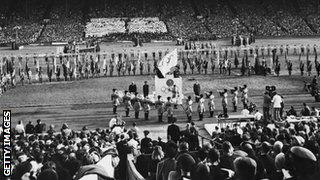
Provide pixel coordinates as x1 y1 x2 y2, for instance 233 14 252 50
0 0 320 45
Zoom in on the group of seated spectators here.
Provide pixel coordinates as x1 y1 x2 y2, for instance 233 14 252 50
85 18 126 38
3 107 320 180
128 17 167 34
1 0 320 44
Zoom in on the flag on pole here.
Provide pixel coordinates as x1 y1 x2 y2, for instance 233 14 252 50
157 49 178 77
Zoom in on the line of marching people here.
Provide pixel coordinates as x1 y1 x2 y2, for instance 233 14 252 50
1 43 319 96
109 81 254 124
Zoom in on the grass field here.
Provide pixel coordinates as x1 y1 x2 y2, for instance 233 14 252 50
1 37 320 140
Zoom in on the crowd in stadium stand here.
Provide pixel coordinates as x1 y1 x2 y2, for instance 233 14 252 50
128 18 167 34
1 103 320 180
1 0 320 44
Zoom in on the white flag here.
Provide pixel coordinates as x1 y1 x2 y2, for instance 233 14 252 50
158 49 178 76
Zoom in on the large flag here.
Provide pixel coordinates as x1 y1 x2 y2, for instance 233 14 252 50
157 49 178 77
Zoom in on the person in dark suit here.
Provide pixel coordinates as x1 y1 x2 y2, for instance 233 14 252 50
129 82 137 94
25 121 34 134
141 130 152 154
167 118 180 143
193 81 201 102
143 81 149 97
34 119 46 134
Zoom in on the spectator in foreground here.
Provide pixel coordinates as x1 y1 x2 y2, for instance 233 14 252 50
168 153 195 180
287 146 319 180
149 146 165 180
156 141 178 180
233 157 257 180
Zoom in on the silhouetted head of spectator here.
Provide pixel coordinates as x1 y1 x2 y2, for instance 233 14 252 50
11 161 32 180
197 148 208 162
233 157 257 180
177 153 196 175
222 141 234 155
38 169 58 180
260 141 272 154
166 141 178 158
288 146 317 178
273 141 283 154
143 130 149 137
179 141 189 153
208 148 220 164
275 152 285 170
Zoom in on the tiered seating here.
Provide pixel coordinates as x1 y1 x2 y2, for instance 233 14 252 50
128 17 167 33
85 18 126 38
